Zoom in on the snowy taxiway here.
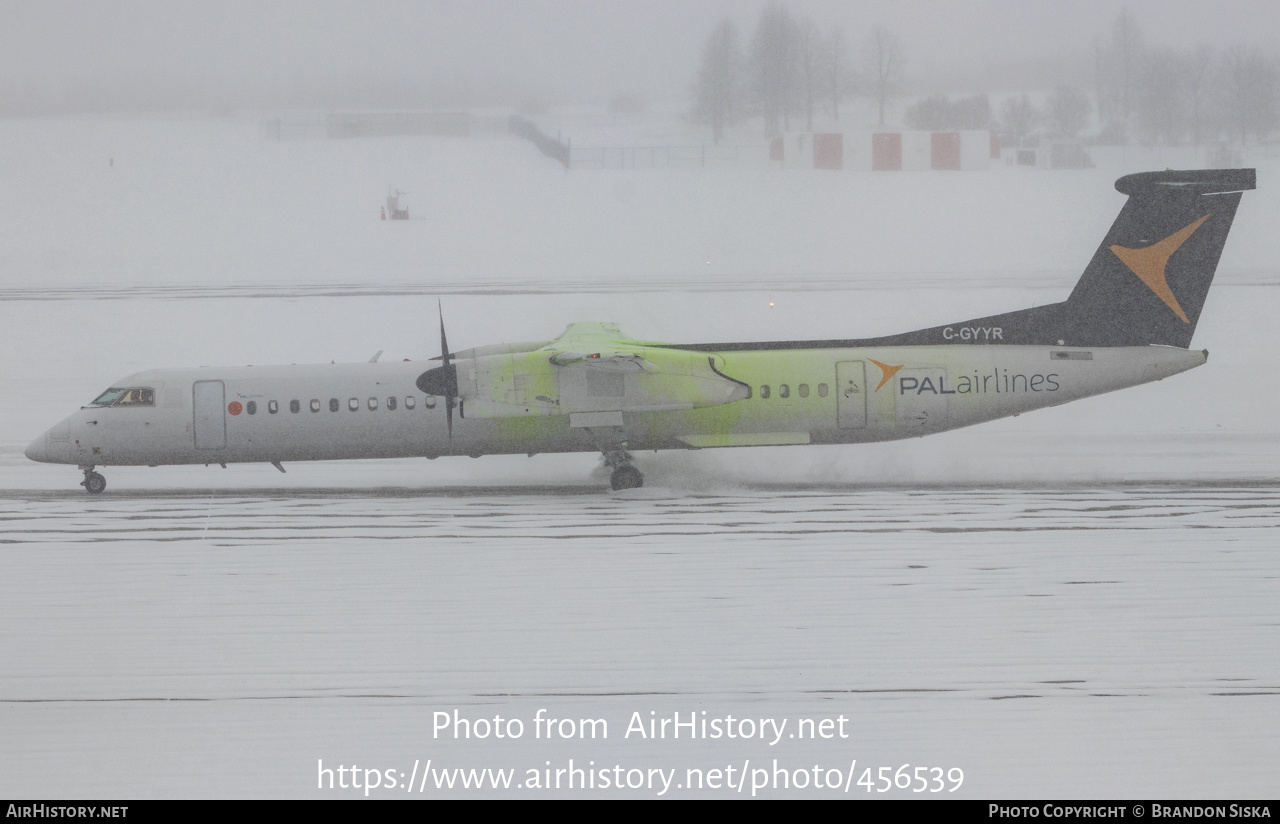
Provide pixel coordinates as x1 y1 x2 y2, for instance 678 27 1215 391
2 481 1278 797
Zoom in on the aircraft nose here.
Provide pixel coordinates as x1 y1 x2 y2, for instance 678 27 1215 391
24 433 49 463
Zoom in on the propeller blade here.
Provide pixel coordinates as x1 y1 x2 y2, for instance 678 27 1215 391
419 299 456 439
438 299 451 366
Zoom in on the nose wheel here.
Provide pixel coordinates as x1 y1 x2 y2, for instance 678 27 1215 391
80 467 106 494
610 464 643 491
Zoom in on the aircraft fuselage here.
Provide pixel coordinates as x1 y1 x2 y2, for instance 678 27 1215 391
26 343 1205 469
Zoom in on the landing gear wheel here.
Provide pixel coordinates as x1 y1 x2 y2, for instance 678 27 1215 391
82 471 106 494
610 465 643 491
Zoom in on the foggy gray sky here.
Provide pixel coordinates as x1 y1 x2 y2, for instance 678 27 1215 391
3 1 1280 111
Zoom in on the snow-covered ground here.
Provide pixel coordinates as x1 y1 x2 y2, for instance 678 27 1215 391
1 114 1278 797
2 484 1278 798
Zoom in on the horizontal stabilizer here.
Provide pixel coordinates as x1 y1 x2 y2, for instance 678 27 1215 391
1115 168 1255 197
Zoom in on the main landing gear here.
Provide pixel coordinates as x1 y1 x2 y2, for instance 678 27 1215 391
80 466 106 494
587 425 644 491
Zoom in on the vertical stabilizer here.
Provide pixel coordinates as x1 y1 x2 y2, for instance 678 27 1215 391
664 169 1256 353
1061 169 1255 347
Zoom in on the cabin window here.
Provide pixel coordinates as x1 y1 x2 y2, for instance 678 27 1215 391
329 398 339 412
760 385 770 399
779 384 790 398
348 398 359 411
387 396 397 411
91 388 127 406
368 397 378 410
818 383 829 397
423 396 435 409
406 396 417 410
268 400 278 414
290 400 301 414
311 399 321 413
798 384 809 398
246 401 258 415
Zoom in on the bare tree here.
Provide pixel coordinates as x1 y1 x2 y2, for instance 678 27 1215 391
749 4 801 136
1220 44 1280 145
1047 86 1090 138
692 18 743 145
950 94 991 129
1092 38 1107 134
1112 10 1144 125
904 94 989 132
1185 44 1216 146
904 94 950 131
1135 48 1187 145
1001 94 1039 147
1095 10 1145 141
820 26 852 122
863 24 903 127
796 16 819 132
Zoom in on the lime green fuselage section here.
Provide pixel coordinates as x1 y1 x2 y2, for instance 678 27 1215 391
461 326 1205 457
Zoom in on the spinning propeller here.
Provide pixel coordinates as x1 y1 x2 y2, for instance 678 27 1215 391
415 301 459 437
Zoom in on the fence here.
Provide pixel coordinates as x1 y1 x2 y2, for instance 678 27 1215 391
260 112 509 141
508 115 570 165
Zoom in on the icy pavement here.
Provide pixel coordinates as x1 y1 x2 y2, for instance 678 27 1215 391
1 483 1277 797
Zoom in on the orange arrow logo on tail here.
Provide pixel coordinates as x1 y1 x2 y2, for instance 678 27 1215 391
1109 214 1210 324
868 359 904 392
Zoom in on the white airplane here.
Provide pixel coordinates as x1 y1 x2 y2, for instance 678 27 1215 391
27 169 1255 493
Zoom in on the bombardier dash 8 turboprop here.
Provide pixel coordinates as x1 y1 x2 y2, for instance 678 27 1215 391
27 169 1255 492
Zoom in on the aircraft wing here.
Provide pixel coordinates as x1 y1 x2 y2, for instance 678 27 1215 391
457 322 750 419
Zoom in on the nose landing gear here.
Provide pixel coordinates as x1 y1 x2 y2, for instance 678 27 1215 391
586 425 644 491
80 466 106 494
610 464 643 491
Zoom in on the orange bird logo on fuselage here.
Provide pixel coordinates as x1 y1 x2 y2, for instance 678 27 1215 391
868 359 904 392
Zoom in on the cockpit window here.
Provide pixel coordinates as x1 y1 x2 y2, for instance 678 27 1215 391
91 388 127 406
91 387 155 407
117 388 155 406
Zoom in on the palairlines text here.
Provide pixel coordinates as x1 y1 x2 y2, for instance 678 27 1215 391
900 371 1060 395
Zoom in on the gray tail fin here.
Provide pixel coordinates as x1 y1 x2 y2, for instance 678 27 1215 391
665 169 1256 354
1059 168 1255 347
877 169 1256 348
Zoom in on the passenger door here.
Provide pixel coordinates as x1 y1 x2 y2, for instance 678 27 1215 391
894 367 950 433
835 361 867 429
193 381 226 450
